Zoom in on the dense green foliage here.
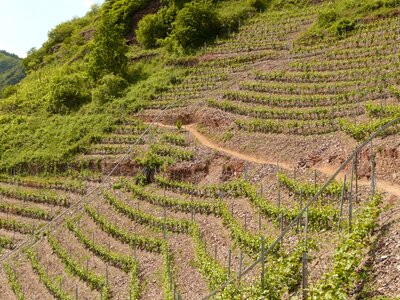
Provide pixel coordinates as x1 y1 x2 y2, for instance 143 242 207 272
170 1 221 48
88 16 128 80
0 113 113 172
47 73 91 113
0 0 397 175
92 74 129 104
102 0 150 32
136 7 177 48
302 0 399 43
0 50 25 97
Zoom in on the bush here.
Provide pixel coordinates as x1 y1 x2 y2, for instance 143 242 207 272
136 14 163 49
247 0 269 10
102 0 150 33
92 74 128 105
318 7 338 27
136 7 177 49
2 85 18 98
47 73 91 114
171 0 221 49
332 18 356 37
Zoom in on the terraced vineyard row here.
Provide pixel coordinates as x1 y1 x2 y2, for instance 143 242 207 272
0 2 399 299
0 116 387 299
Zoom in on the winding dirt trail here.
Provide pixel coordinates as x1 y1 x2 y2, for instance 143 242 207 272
150 122 400 198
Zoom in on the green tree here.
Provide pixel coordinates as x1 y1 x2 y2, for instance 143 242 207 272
136 7 177 49
171 0 221 49
88 16 128 80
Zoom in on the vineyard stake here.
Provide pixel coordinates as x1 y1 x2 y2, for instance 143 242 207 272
349 156 356 233
314 170 317 189
106 263 109 284
238 251 243 281
163 206 167 241
300 189 303 210
370 141 376 196
228 249 231 277
302 251 308 300
261 236 265 290
355 151 358 203
338 175 347 231
302 208 309 300
278 188 281 210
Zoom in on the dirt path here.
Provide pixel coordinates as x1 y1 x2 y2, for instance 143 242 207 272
149 122 400 198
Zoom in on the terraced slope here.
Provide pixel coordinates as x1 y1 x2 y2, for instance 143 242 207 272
143 5 399 187
0 2 399 300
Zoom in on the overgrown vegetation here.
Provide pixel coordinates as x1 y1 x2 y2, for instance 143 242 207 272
0 50 25 97
300 0 399 44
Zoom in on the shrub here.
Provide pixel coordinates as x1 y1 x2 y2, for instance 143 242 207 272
47 73 91 114
318 7 338 27
136 14 163 49
136 7 177 49
247 0 269 10
2 85 18 98
175 119 183 130
170 0 221 48
332 18 356 37
102 0 150 33
92 74 128 104
88 16 128 80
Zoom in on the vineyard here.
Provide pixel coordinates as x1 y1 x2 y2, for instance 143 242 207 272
0 0 400 299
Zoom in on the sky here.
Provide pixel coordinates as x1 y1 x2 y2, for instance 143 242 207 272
0 0 104 58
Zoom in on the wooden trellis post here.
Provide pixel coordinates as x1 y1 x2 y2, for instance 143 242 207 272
228 249 232 277
370 141 376 196
278 189 281 209
302 208 309 300
338 175 347 231
238 250 243 281
349 155 356 233
355 151 359 203
261 236 265 290
314 170 317 189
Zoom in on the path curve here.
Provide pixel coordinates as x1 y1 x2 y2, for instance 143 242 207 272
150 122 400 198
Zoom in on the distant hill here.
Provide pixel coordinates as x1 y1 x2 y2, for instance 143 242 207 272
0 50 25 96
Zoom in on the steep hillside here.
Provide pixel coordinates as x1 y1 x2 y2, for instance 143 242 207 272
0 50 24 97
0 0 399 299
